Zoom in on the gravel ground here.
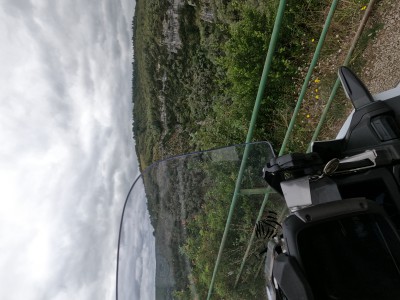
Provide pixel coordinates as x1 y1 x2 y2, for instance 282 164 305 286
360 1 400 93
323 0 400 138
282 1 399 144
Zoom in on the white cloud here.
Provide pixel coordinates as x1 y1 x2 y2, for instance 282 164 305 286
0 0 155 299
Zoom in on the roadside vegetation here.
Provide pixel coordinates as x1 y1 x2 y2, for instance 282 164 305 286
133 0 369 169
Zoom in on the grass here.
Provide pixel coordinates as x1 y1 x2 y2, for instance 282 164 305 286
350 21 384 73
285 0 373 152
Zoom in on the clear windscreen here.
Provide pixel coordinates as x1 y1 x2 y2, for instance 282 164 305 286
117 142 287 299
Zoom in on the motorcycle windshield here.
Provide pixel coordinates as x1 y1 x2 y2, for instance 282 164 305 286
117 141 287 299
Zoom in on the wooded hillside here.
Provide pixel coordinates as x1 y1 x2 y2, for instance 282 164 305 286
132 0 333 170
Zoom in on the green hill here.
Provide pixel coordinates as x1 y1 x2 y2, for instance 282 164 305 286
132 0 332 170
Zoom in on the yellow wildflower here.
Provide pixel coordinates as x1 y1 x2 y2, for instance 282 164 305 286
311 38 315 42
314 78 320 83
315 95 319 100
315 88 318 93
306 114 310 118
361 5 367 11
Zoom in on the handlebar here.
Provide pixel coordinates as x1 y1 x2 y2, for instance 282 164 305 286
262 67 400 300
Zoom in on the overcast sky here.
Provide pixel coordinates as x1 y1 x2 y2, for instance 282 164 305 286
0 0 155 299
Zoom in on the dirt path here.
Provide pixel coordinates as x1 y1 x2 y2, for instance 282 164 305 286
359 1 400 93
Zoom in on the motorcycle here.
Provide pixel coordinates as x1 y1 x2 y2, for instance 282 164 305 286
117 67 400 299
264 67 400 299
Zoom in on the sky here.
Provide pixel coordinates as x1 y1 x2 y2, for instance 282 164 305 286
0 0 155 299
